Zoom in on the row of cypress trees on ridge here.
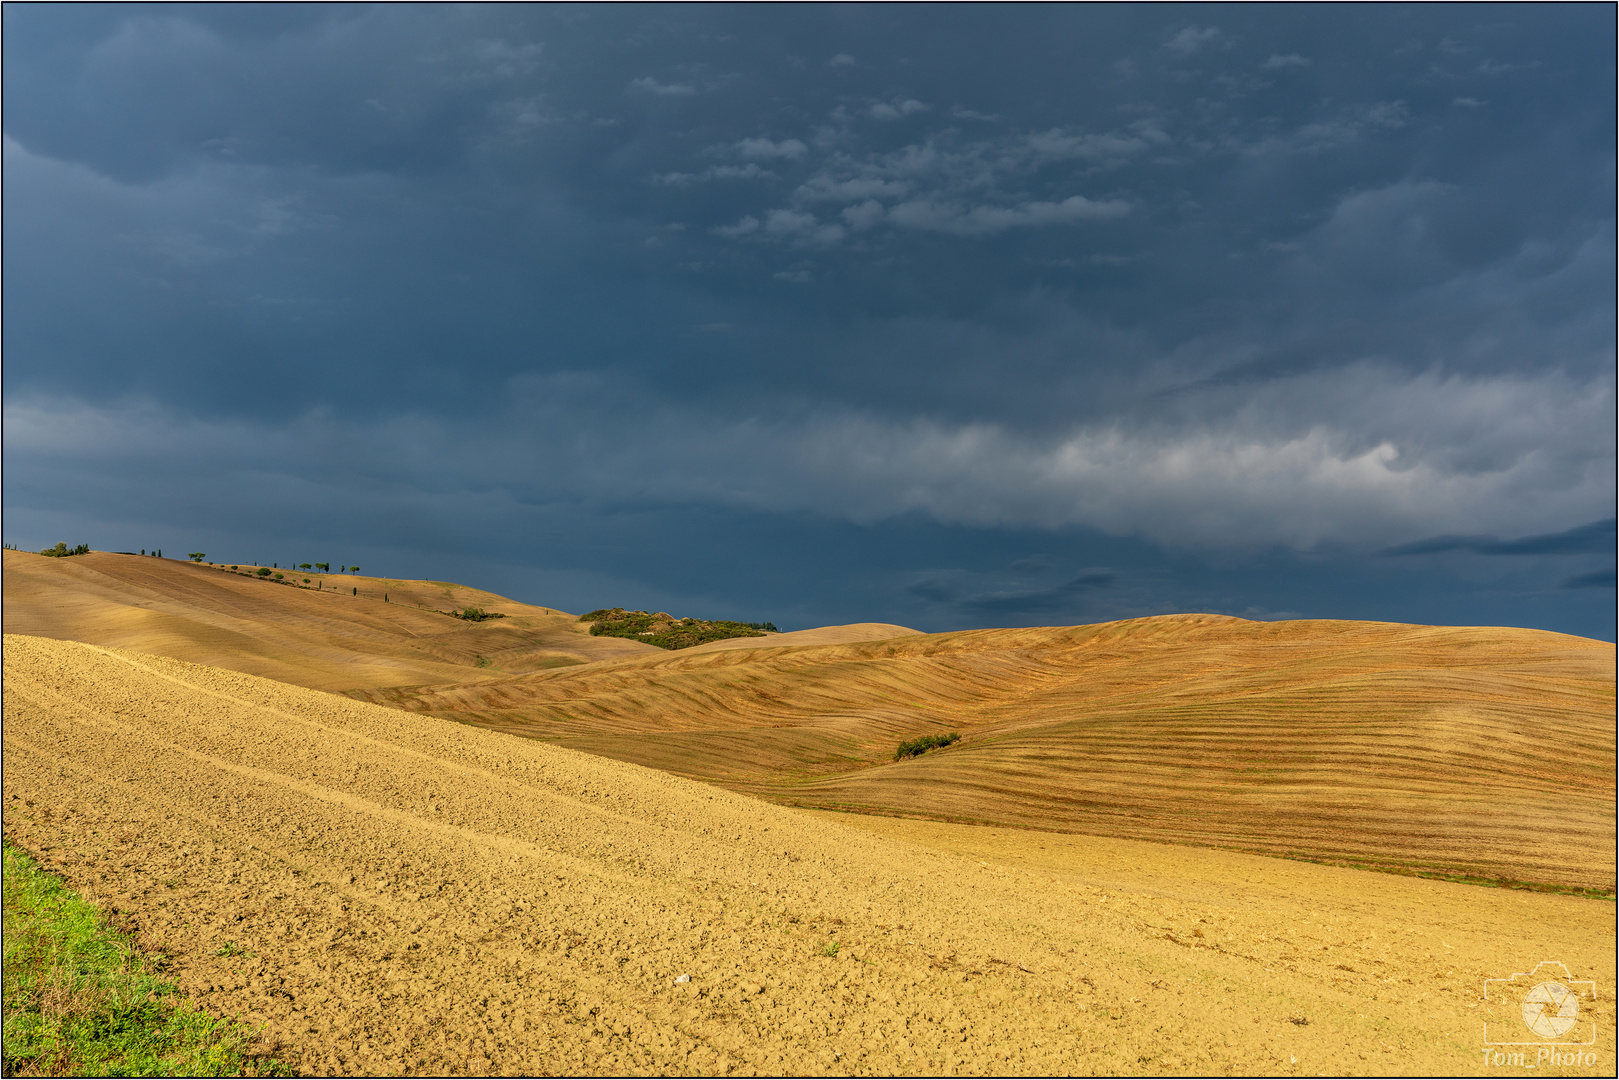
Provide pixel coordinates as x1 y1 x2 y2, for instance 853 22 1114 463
214 559 376 599
3 543 368 575
198 557 361 575
7 544 383 601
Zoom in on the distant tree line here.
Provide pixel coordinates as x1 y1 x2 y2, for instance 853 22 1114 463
222 560 355 575
39 543 90 558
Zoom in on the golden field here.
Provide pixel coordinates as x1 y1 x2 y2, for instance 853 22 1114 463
3 549 1614 1074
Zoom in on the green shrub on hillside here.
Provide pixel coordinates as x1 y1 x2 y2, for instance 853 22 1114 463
39 543 90 558
256 568 272 578
452 607 506 622
894 732 961 760
579 608 775 650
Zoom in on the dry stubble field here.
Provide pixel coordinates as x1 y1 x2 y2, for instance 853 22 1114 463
2 550 1615 1075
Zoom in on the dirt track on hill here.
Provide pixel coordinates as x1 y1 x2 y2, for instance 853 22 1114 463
5 635 1614 1076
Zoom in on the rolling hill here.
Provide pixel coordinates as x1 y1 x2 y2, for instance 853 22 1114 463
359 614 1616 892
6 549 1612 892
1 549 661 689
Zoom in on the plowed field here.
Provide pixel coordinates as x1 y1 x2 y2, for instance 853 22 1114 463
5 635 1614 1076
23 553 1602 892
360 618 1615 892
5 550 1616 1075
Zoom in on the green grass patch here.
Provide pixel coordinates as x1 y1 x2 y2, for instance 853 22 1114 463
579 608 773 650
893 731 961 760
2 837 288 1077
1268 849 1617 900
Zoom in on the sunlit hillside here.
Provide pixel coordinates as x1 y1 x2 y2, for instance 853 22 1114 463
1 549 658 689
358 614 1616 892
6 634 1614 1075
6 549 1613 892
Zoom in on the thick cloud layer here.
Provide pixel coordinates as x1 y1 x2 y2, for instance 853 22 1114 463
4 7 1613 637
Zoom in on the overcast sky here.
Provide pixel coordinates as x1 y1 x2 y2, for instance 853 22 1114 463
4 4 1614 639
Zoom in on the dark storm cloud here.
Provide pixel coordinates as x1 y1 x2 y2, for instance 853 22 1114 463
1563 569 1616 590
3 5 1614 638
903 578 960 606
958 573 1121 616
903 562 1125 625
1381 519 1616 557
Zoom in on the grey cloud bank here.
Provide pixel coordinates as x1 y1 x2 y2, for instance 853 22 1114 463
3 5 1613 638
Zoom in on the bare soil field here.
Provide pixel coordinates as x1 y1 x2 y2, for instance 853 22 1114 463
7 550 1614 891
5 635 1614 1076
358 618 1615 893
5 551 1616 1074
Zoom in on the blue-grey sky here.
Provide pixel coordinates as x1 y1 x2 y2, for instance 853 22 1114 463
4 4 1614 639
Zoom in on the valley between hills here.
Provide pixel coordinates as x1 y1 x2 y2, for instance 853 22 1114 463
3 549 1614 1075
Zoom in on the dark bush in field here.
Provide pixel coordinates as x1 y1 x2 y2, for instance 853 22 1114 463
894 732 961 760
452 607 506 622
39 543 90 558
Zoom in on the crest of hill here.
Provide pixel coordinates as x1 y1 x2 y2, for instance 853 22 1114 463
0 549 651 690
681 623 923 653
0 550 918 692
